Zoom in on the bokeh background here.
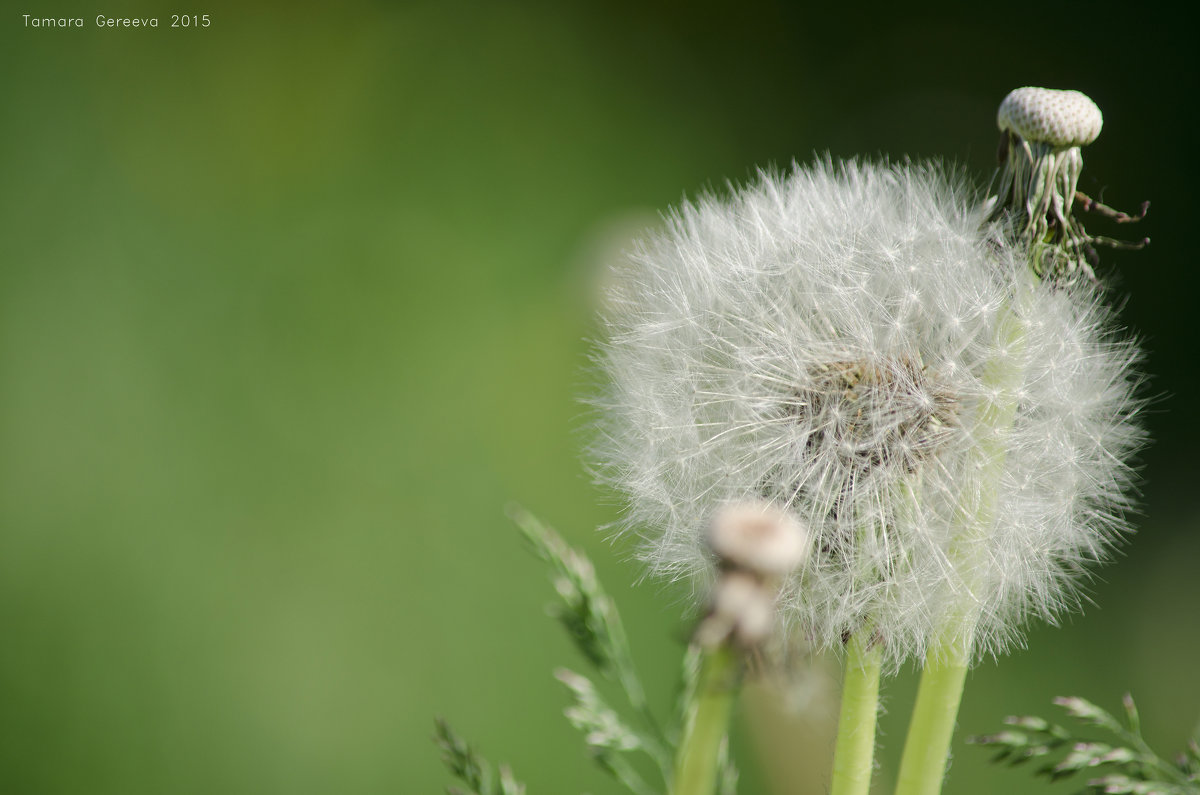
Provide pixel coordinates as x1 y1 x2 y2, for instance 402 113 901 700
2 2 1197 793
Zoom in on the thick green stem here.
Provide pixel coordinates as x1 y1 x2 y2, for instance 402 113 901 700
831 631 884 795
672 645 740 795
893 637 970 795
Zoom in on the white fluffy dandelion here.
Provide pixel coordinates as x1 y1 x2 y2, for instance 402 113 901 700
592 159 1143 667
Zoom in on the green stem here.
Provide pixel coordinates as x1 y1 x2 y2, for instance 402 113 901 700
672 645 740 795
831 631 884 795
894 637 970 795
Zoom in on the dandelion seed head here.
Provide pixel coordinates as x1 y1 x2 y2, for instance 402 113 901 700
591 160 1144 666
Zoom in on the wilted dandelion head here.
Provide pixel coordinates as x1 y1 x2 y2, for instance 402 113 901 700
592 159 1144 667
986 86 1147 283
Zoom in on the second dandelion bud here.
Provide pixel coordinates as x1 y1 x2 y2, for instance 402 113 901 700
697 501 808 650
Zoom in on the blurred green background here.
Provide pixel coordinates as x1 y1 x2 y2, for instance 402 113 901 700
2 2 1196 793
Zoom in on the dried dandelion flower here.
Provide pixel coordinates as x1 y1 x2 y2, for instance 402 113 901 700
697 501 809 649
707 500 808 578
987 86 1147 282
592 160 1143 667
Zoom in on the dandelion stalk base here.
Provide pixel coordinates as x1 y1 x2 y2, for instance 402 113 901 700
894 640 970 795
831 631 883 795
672 645 739 795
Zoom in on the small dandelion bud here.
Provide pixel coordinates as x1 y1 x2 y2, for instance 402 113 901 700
697 502 808 649
708 501 809 577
